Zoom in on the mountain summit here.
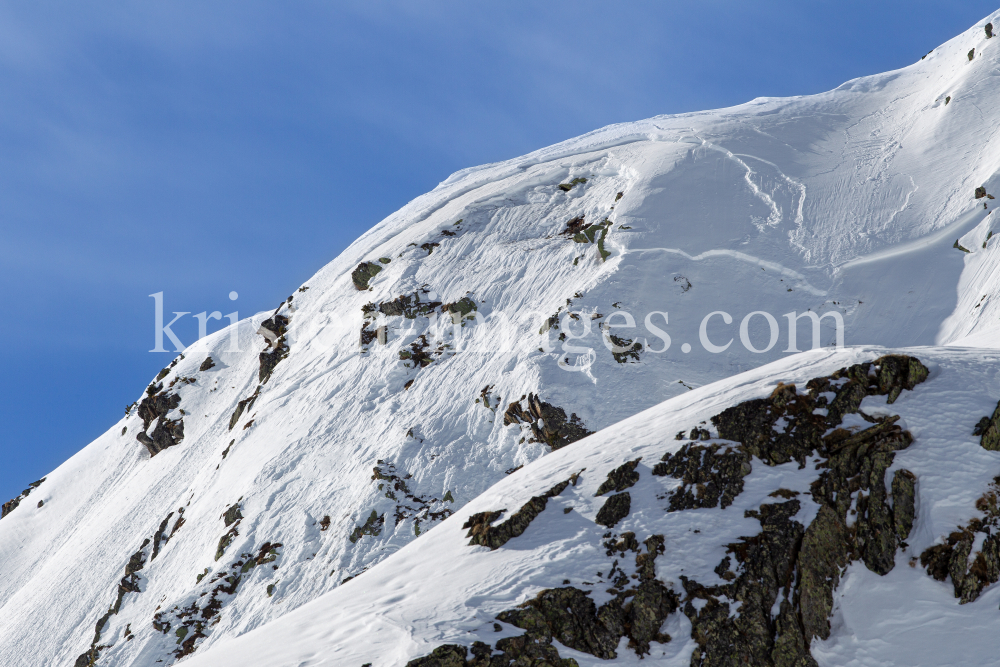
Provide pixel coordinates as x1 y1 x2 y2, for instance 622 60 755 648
2 10 1000 667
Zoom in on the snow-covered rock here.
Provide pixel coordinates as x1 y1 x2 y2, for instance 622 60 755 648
2 8 1000 667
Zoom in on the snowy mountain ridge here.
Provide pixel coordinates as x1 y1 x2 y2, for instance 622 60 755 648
2 9 1000 667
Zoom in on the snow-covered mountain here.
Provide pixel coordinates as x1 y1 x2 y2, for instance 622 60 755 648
2 10 1000 667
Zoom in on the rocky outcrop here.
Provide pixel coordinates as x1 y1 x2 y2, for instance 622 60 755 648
408 532 676 666
675 355 926 665
257 313 290 383
464 477 577 549
975 399 1000 450
135 386 184 457
371 460 454 535
594 493 631 528
594 459 641 496
921 475 1000 604
1 478 45 519
502 393 592 450
228 387 259 431
569 217 611 261
383 356 930 667
653 443 751 510
351 261 384 290
683 500 809 667
73 530 163 667
154 541 283 659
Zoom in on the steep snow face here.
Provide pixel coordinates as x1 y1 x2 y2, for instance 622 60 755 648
178 347 1000 667
2 10 1000 667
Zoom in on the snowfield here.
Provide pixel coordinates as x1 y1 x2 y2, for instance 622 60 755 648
2 9 1000 667
178 347 1000 667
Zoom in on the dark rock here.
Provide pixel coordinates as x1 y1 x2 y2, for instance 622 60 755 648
563 215 587 235
223 503 243 527
595 493 630 528
875 354 928 403
978 400 1000 450
1 478 45 519
920 476 1000 603
595 459 641 496
137 416 185 457
151 512 174 561
137 392 181 431
443 296 478 322
988 22 994 38
371 460 455 533
378 292 443 319
683 501 804 667
771 598 818 667
199 357 215 371
215 526 238 561
74 648 100 667
229 388 259 431
608 332 642 363
359 323 377 347
797 505 849 641
258 342 289 383
892 470 916 540
349 510 384 544
502 393 592 450
969 48 976 61
653 443 751 510
465 479 571 549
416 531 676 664
497 587 622 659
405 644 467 667
351 262 383 290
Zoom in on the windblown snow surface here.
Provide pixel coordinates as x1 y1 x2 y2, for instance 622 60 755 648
2 10 1000 667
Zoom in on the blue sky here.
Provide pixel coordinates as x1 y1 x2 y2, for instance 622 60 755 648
1 1 995 504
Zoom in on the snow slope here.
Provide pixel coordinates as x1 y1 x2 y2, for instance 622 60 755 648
178 346 1000 667
2 9 1000 667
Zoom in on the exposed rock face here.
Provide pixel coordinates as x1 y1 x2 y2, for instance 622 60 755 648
594 492 631 528
198 356 215 371
921 475 1000 604
258 314 290 383
135 388 184 457
74 535 157 667
569 217 611 261
464 477 576 550
653 443 751 510
678 355 926 664
371 460 454 535
594 459 641 496
405 356 928 667
409 532 676 666
607 332 642 363
349 510 385 544
683 500 810 667
1 478 45 519
154 541 283 659
228 387 260 431
503 393 592 450
351 261 383 290
976 400 1000 450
